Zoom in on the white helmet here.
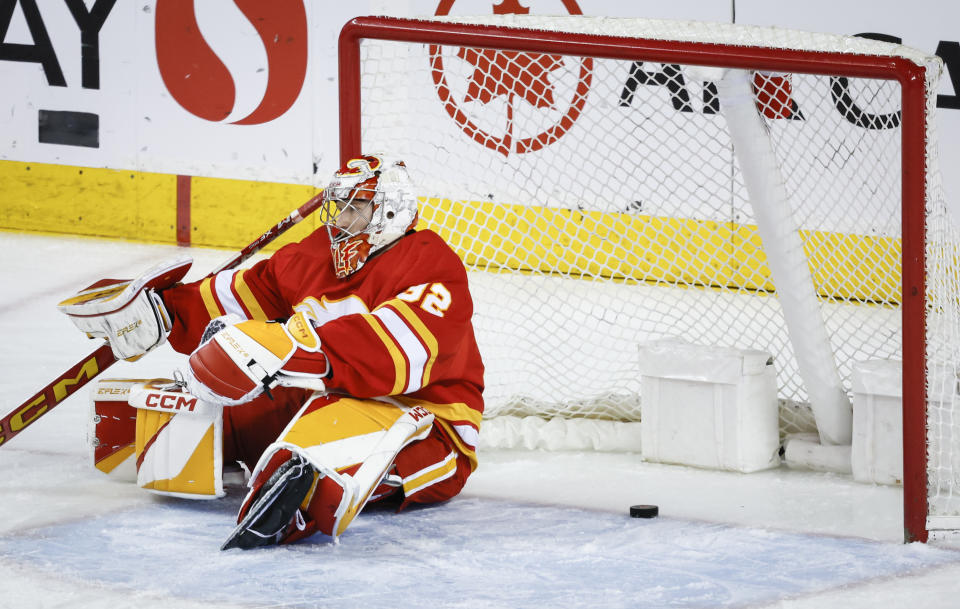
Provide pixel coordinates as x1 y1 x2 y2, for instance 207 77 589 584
319 154 419 278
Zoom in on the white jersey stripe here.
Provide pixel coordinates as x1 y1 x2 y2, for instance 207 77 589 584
451 423 480 450
214 270 248 320
373 307 428 393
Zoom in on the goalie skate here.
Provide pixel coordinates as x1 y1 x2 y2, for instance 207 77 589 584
220 455 315 551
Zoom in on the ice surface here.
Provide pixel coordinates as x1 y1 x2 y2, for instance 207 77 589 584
1 492 957 609
2 231 960 609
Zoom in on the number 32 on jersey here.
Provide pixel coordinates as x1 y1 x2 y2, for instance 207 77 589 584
397 283 452 317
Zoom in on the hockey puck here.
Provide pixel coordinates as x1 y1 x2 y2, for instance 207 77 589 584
629 504 659 518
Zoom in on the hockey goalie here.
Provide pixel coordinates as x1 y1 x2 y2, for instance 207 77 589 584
57 154 485 549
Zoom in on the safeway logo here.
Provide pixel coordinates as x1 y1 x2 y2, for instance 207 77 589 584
154 0 307 124
430 0 592 156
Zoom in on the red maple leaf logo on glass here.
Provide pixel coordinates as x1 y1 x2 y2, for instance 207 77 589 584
430 0 591 156
431 48 591 157
458 48 563 110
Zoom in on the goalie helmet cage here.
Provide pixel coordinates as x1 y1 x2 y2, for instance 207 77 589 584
338 15 959 543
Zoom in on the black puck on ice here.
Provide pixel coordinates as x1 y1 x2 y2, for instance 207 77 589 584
629 504 659 518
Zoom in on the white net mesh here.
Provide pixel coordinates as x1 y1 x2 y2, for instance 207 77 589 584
348 15 960 528
924 74 960 529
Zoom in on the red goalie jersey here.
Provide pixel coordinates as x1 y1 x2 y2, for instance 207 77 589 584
162 227 485 471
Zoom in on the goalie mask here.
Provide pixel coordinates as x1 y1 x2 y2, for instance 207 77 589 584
320 154 419 278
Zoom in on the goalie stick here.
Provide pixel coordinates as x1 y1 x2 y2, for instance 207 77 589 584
0 192 326 448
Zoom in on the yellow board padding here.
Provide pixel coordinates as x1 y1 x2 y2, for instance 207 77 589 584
0 160 322 251
0 160 175 242
419 197 903 305
190 175 320 249
0 159 902 305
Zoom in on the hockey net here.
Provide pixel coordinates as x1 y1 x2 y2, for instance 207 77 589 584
339 15 960 541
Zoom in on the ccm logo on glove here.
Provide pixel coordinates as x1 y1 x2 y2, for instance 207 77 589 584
143 392 199 412
287 312 320 349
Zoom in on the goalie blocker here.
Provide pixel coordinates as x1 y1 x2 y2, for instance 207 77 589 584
90 378 225 497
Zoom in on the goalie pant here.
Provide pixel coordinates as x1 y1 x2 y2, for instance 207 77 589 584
220 386 472 518
226 392 466 545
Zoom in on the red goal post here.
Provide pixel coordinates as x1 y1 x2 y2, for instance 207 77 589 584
338 15 951 543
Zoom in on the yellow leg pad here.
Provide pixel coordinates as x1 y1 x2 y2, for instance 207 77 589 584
250 398 435 541
282 397 408 451
246 397 434 540
134 399 224 499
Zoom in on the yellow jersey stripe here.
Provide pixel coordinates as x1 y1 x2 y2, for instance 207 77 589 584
198 278 222 320
359 314 407 395
233 270 268 320
402 450 459 496
384 299 439 386
395 396 483 429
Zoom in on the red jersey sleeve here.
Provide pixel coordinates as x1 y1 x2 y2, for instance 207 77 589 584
163 247 297 353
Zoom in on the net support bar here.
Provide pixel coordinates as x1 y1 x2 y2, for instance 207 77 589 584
718 69 852 446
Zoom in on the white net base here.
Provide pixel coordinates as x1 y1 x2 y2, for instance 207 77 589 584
469 269 826 441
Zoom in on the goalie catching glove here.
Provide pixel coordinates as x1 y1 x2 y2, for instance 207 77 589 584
58 257 192 361
183 311 330 407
